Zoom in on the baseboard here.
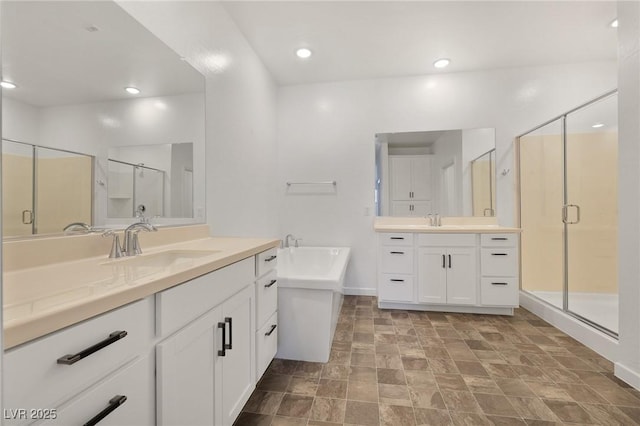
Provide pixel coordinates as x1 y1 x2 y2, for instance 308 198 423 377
520 291 619 361
615 362 640 390
342 286 376 296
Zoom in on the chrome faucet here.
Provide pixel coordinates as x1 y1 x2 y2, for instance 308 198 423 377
284 234 301 248
123 222 157 256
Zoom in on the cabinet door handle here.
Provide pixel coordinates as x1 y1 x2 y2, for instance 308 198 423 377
265 279 277 288
491 237 508 241
57 331 127 365
265 324 277 336
225 317 233 350
390 279 405 282
265 255 277 262
442 254 445 268
448 255 452 268
491 253 508 256
491 282 509 286
83 395 127 426
390 237 404 240
390 251 405 255
218 322 226 356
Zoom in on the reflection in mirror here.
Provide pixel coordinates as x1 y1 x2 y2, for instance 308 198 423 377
471 149 496 216
2 140 93 237
1 1 206 238
107 143 193 219
375 128 496 217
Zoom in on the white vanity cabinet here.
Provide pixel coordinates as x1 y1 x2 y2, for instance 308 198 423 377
3 298 154 426
255 247 278 379
418 234 477 305
377 231 519 315
155 257 255 426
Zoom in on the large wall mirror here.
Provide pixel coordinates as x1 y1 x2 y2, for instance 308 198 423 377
1 1 206 238
375 128 496 217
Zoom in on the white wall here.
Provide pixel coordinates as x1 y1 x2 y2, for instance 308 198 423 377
118 1 279 238
616 0 640 389
277 61 617 294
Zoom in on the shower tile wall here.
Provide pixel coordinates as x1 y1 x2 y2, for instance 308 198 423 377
237 296 640 426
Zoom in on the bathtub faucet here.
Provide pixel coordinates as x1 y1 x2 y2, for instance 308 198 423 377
284 234 302 248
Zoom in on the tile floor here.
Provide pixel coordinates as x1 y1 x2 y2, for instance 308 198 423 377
236 296 640 425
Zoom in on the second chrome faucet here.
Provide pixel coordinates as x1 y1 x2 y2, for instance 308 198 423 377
103 222 157 258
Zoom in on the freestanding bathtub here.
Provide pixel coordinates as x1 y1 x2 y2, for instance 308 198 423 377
276 247 351 362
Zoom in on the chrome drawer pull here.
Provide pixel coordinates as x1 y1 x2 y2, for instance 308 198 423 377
265 279 277 288
83 395 126 426
491 282 509 286
390 279 405 282
265 324 277 336
57 331 127 365
264 255 277 262
390 251 405 255
491 253 508 256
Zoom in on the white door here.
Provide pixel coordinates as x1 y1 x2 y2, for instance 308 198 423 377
156 308 220 426
417 248 447 304
389 157 412 201
411 156 432 200
218 286 255 426
446 247 477 305
391 201 414 216
412 201 433 216
441 161 456 216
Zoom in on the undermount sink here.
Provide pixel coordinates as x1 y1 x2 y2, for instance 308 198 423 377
102 249 220 268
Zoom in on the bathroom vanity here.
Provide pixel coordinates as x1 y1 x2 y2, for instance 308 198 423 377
375 217 521 315
3 225 279 426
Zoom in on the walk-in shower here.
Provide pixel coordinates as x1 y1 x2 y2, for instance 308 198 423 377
518 90 618 336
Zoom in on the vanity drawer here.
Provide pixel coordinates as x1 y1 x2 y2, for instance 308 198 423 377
257 247 278 278
379 233 414 247
256 269 278 327
156 258 253 337
256 312 278 379
43 356 154 426
4 298 153 420
481 277 519 306
481 233 518 247
418 233 476 247
481 248 518 277
379 247 413 274
379 274 414 302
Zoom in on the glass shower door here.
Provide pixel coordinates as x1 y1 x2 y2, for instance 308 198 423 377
519 119 565 309
565 94 618 334
2 140 34 236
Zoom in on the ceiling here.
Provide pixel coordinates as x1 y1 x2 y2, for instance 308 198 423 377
222 1 618 86
2 1 204 107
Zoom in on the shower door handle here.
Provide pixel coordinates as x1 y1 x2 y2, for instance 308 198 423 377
22 210 33 224
563 204 580 224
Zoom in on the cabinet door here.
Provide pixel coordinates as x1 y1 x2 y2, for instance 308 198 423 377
446 247 478 305
218 286 255 426
391 201 413 216
389 157 413 200
412 201 433 216
156 308 220 426
417 248 447 304
411 156 432 200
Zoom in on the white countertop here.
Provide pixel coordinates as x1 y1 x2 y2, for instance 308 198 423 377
3 233 279 349
374 216 521 233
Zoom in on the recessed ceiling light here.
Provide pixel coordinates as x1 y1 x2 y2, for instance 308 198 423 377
1 80 17 89
295 48 312 59
610 19 618 28
433 58 450 69
125 87 140 95
592 123 604 128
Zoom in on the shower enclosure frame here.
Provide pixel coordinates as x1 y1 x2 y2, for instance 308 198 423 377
515 89 618 339
107 158 166 218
